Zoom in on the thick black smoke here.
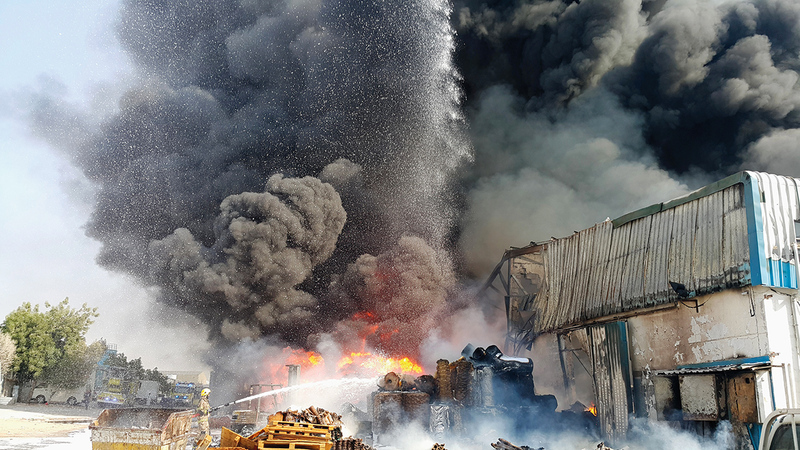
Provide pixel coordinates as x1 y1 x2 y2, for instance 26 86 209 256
609 0 800 172
23 0 800 354
320 234 456 357
453 0 800 161
453 0 800 275
148 173 346 342
27 0 470 349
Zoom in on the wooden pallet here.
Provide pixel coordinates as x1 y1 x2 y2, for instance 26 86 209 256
198 434 213 450
221 427 258 450
257 440 327 450
271 422 337 434
266 428 329 442
250 421 336 441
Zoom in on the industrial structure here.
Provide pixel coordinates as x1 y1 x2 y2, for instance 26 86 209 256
481 171 800 448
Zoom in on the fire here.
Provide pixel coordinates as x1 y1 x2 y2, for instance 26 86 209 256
286 349 324 368
337 352 423 376
352 311 376 321
586 403 597 416
258 348 326 387
257 346 424 394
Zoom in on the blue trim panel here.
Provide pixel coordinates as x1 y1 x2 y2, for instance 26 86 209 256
746 423 761 450
744 175 769 286
768 259 798 289
676 355 771 370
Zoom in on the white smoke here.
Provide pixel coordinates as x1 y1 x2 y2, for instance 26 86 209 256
741 128 800 175
459 86 690 276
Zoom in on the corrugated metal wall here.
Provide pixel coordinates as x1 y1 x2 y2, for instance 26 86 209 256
523 183 750 334
748 172 800 289
589 322 631 444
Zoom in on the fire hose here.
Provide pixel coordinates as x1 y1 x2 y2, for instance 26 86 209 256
210 385 289 412
208 377 378 412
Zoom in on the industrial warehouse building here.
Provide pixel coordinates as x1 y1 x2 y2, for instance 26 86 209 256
482 171 800 448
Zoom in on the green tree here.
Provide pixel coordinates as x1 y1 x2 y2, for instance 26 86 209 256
1 298 100 396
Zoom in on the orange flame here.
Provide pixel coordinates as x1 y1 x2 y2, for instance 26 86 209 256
352 311 376 321
586 403 597 416
286 349 324 367
337 352 423 375
257 346 424 393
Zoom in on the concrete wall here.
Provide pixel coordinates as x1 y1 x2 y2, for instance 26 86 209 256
626 285 800 422
627 288 767 371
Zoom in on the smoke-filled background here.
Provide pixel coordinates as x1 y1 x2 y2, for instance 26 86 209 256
2 0 800 390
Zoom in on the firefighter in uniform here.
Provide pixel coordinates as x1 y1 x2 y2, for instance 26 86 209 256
196 388 211 447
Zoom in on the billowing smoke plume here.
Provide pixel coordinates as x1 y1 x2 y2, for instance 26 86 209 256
22 0 800 366
26 0 471 351
320 235 456 357
454 0 800 275
458 86 689 275
149 173 346 342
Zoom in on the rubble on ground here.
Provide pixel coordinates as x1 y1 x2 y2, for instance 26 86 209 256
333 437 373 450
371 344 572 446
490 437 623 450
212 343 600 449
491 438 544 450
587 443 624 450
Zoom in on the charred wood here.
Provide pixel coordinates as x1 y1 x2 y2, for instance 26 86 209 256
416 374 438 397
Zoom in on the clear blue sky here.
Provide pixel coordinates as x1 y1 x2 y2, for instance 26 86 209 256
0 0 209 371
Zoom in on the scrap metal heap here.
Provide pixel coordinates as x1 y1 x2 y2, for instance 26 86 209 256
213 406 373 450
371 344 568 445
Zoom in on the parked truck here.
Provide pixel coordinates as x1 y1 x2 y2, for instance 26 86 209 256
162 381 205 408
759 409 800 450
96 377 135 407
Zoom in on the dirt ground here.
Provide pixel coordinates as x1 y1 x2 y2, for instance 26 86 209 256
0 403 97 438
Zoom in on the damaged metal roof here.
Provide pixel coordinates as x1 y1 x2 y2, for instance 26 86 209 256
654 355 772 376
483 171 800 349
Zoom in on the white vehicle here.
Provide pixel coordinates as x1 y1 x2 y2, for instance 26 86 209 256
135 380 160 405
30 384 87 406
759 409 800 450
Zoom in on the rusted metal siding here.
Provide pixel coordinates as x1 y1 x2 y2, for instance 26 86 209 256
522 183 750 335
589 322 631 443
722 184 749 286
728 372 759 423
643 207 673 307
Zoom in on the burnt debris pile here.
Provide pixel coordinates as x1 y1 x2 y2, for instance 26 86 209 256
366 344 598 445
